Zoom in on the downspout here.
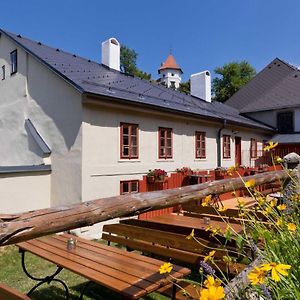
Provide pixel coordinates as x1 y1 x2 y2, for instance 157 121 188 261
217 119 227 167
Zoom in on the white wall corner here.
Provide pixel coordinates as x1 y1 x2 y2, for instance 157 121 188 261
101 38 120 71
190 71 211 102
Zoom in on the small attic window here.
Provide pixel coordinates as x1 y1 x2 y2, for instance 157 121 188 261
10 50 17 75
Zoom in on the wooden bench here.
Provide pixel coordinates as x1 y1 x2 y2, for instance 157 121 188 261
102 219 246 274
181 204 267 221
0 283 30 300
17 234 190 300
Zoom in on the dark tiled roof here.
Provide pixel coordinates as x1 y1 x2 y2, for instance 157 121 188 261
226 58 300 113
1 29 273 131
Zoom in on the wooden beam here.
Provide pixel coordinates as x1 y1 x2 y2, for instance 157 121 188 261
0 170 289 246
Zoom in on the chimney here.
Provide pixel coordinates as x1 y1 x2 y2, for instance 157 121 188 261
190 71 211 102
101 38 120 71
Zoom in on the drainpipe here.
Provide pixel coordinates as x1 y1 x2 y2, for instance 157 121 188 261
217 119 227 167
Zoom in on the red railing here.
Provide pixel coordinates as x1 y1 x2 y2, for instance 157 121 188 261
138 164 282 220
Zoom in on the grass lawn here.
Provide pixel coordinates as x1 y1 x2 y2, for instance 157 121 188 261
0 245 169 300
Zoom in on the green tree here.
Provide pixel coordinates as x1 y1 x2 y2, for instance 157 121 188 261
120 45 151 80
178 80 190 94
213 61 256 102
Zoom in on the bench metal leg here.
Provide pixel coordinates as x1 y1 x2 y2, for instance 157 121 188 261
171 283 177 300
20 249 69 299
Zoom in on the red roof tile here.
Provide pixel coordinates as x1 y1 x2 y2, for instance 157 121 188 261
159 54 182 73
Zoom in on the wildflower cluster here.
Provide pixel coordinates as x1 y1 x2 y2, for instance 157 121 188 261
158 141 299 299
248 262 291 284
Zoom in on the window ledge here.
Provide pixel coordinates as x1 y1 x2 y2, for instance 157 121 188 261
118 159 141 163
156 159 174 162
194 158 207 162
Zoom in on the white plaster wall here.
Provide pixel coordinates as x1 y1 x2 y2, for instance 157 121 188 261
0 172 50 214
247 108 300 132
26 56 83 207
0 34 83 207
294 107 300 132
0 34 43 165
160 69 181 88
82 102 270 201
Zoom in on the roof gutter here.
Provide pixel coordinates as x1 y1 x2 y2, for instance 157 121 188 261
83 92 274 133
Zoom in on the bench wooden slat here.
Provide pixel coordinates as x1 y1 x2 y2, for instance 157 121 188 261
181 204 266 220
102 233 245 274
0 284 30 300
103 224 238 258
121 218 238 248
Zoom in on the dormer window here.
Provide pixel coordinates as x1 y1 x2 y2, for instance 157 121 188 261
10 50 18 75
277 111 294 133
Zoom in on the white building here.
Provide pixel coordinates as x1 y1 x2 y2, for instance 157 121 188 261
0 29 274 216
158 54 183 89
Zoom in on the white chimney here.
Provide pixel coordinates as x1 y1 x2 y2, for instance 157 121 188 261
101 38 120 71
190 71 211 102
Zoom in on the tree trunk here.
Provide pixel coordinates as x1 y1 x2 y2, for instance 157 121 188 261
0 170 289 246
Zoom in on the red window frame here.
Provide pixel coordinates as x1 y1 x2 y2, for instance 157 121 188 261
195 131 206 159
223 135 231 158
120 123 139 159
120 180 139 195
158 127 173 159
250 138 257 158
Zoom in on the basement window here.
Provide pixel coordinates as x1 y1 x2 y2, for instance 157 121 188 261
120 180 139 195
1 65 5 80
10 50 17 75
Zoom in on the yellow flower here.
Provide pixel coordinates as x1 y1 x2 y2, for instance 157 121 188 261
275 156 283 163
159 262 173 274
217 206 228 212
263 141 278 152
260 262 291 282
204 275 221 288
264 206 272 215
202 195 212 207
186 229 195 240
237 199 245 208
270 199 277 207
245 179 255 188
257 196 266 205
275 219 283 226
205 225 213 232
248 267 266 285
211 227 221 237
199 286 225 300
204 250 216 262
287 223 296 232
277 204 286 211
222 255 233 263
227 165 238 176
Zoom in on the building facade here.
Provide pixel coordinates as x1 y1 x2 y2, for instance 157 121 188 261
0 29 273 215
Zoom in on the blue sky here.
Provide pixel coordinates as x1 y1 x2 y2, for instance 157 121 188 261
2 0 300 81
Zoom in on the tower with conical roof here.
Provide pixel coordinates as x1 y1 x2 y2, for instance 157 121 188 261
158 54 183 89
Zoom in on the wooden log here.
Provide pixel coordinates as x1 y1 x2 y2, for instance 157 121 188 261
0 170 290 246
